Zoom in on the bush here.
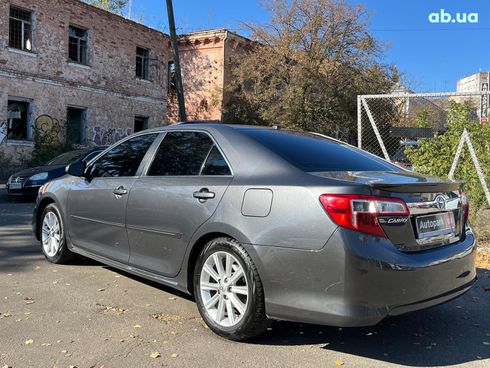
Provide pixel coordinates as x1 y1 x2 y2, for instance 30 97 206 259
29 118 73 167
405 102 490 234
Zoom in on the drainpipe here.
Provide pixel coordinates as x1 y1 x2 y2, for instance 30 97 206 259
166 0 187 122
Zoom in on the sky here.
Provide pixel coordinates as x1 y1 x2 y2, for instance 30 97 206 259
127 0 490 92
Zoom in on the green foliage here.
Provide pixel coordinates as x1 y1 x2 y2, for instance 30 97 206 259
83 0 128 15
406 102 490 215
224 0 398 141
30 122 73 167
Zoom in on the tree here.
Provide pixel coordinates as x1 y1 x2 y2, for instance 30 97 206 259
224 0 398 141
83 0 128 15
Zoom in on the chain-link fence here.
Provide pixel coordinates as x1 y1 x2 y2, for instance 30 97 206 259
358 91 490 247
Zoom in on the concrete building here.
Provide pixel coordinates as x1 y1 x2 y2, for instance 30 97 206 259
0 0 170 164
456 72 490 123
457 72 490 93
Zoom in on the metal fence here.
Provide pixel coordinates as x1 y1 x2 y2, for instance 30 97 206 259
358 91 490 245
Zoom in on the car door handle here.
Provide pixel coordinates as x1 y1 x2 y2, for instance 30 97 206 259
193 188 215 201
113 186 128 196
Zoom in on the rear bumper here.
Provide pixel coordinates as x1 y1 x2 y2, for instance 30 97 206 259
245 228 477 327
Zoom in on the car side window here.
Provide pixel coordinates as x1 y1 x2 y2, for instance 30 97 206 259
82 151 101 163
92 134 158 178
201 146 231 176
148 131 231 176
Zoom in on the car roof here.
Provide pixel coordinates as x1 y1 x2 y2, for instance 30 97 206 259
143 121 276 133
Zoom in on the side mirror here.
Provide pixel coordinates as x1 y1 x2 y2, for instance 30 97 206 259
66 161 86 177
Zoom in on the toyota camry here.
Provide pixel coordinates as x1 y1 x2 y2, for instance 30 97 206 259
32 123 476 340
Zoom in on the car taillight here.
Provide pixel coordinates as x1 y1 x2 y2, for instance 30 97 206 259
319 194 409 238
461 191 469 224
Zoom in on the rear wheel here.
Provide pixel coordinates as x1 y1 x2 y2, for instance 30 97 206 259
40 204 74 264
194 237 270 341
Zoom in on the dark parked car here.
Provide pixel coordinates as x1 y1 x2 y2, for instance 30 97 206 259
7 147 106 196
32 123 476 341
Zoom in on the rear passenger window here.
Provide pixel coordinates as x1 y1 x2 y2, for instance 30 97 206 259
201 146 231 175
148 132 212 176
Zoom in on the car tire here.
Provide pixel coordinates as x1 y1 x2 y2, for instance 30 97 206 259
40 203 75 264
194 237 270 341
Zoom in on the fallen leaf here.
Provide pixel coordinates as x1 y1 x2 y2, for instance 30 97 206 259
97 288 105 292
133 324 142 329
168 297 177 300
35 266 41 270
24 297 35 305
150 352 160 359
151 314 180 323
171 353 178 358
0 311 12 319
2 365 12 368
25 339 34 345
335 361 344 366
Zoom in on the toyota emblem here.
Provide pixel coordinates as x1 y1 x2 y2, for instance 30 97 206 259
435 195 446 210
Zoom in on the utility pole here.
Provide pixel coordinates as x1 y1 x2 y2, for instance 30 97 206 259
166 0 187 122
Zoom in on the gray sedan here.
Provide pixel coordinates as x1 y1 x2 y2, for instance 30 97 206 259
32 123 476 341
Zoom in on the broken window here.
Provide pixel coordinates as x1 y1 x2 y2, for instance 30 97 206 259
136 47 151 80
67 107 87 145
68 25 88 64
134 116 149 132
9 6 33 52
168 61 177 94
7 99 32 141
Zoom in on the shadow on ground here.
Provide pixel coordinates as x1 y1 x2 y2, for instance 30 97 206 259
248 267 490 366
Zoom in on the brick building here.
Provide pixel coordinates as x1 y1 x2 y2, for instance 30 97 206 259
1 0 170 164
167 29 250 123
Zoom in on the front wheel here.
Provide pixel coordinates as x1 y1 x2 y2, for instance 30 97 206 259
40 204 74 264
194 237 270 341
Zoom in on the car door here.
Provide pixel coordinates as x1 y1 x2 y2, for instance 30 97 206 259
67 133 159 263
126 131 233 277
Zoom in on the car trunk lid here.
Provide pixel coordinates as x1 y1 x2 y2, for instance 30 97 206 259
313 171 466 251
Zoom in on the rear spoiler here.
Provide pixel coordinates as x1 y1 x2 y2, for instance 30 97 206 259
370 181 463 193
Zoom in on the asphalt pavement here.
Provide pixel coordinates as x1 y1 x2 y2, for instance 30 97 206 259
0 186 489 368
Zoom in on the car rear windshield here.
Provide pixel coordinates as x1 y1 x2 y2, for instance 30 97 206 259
241 129 401 172
47 151 86 166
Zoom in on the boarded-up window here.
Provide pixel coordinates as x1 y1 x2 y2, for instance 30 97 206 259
134 116 149 132
67 107 87 145
7 100 31 141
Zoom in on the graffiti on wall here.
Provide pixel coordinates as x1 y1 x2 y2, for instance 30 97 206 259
0 121 6 144
34 115 63 146
92 125 132 146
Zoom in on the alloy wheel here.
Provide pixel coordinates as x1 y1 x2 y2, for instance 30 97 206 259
42 212 61 257
199 251 249 327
